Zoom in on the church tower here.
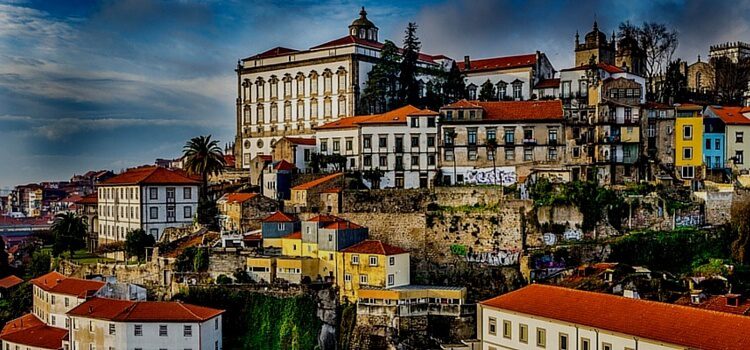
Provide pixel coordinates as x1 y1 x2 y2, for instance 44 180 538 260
348 7 378 41
575 21 615 67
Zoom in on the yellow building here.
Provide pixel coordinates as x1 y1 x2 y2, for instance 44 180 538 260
247 257 275 283
217 193 258 231
675 104 704 183
335 240 410 303
276 257 319 283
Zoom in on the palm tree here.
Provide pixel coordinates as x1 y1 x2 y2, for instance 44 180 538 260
50 212 87 258
183 135 226 226
486 138 499 186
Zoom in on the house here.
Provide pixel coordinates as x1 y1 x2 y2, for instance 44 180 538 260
249 154 273 186
0 313 68 350
0 275 22 298
438 100 565 185
337 240 410 303
261 160 295 201
75 192 99 251
703 113 726 170
217 192 277 232
31 271 105 329
642 102 676 182
458 52 556 101
478 284 750 350
705 106 750 172
287 172 343 212
357 285 468 317
96 166 200 242
271 137 316 171
674 104 705 186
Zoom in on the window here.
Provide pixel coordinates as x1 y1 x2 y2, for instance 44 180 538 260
497 82 507 98
505 148 515 160
444 149 454 161
468 84 477 100
427 135 435 147
648 124 656 138
411 135 419 148
65 298 69 307
683 147 693 160
602 343 612 350
737 132 744 143
488 317 497 335
548 147 558 160
682 166 695 179
369 256 378 266
379 156 387 167
411 117 419 128
360 274 368 285
150 228 158 237
524 147 533 161
184 206 192 218
351 255 359 264
387 274 395 286
502 320 511 339
159 325 168 336
512 81 523 99
324 97 332 117
581 338 590 350
683 125 693 140
149 188 158 200
468 148 477 161
333 140 340 152
548 129 558 143
716 138 721 150
560 333 569 350
215 318 219 330
706 138 712 150
389 256 395 265
468 128 477 145
51 295 55 305
184 325 192 337
363 135 372 149
504 128 515 144
379 136 387 148
519 324 528 343
109 323 115 335
320 140 328 153
427 117 435 127
363 155 372 166
736 150 744 164
428 154 436 166
536 328 546 347
134 324 142 336
411 156 419 166
486 128 496 141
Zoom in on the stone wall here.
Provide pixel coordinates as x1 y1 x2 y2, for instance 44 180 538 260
433 186 507 207
341 189 432 213
207 248 252 279
704 191 733 225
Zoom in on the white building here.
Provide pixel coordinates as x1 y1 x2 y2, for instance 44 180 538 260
478 284 750 350
31 271 105 329
459 52 556 101
96 166 199 242
67 297 223 350
235 7 448 168
314 105 439 188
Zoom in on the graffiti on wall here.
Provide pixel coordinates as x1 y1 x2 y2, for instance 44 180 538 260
465 250 521 266
676 215 703 227
465 167 517 186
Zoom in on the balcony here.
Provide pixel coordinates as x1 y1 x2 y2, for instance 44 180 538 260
523 138 537 145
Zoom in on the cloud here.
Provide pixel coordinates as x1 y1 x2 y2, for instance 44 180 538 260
30 117 216 140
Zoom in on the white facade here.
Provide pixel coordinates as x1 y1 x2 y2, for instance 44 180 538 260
68 316 222 350
32 284 93 329
98 184 198 242
316 127 361 170
385 253 410 288
462 53 556 101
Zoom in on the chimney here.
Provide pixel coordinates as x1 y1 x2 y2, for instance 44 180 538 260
464 55 471 70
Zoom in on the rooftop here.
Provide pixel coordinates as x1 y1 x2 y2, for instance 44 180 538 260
457 54 537 73
480 284 750 350
283 137 317 146
341 240 407 256
315 105 422 129
0 275 23 289
709 106 750 125
99 166 199 186
31 272 104 297
74 192 98 205
291 172 343 191
443 100 564 122
220 193 258 204
0 313 67 350
67 297 224 322
262 211 296 223
560 62 624 74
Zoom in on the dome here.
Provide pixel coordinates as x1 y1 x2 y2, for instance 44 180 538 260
350 7 375 29
584 21 607 45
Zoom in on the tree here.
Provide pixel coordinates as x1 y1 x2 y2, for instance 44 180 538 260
636 22 678 99
731 196 750 264
661 59 688 104
360 40 400 114
486 138 499 185
233 269 253 283
29 251 51 278
193 247 209 272
712 56 750 105
309 152 323 174
479 79 497 101
324 154 347 172
183 135 226 227
442 61 466 103
125 229 156 261
363 168 385 189
50 212 87 258
398 22 422 106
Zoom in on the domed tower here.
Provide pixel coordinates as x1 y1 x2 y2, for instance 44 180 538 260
349 7 378 41
615 33 646 76
575 21 616 66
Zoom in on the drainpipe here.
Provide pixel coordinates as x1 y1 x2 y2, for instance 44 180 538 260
575 325 579 350
595 329 599 350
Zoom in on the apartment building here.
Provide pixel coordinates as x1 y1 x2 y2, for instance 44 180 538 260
458 52 556 101
96 166 199 242
479 284 750 350
705 106 750 171
642 102 676 181
337 240 410 303
674 104 705 186
31 271 105 329
438 100 565 185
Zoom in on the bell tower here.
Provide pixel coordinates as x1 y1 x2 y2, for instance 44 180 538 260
348 7 378 41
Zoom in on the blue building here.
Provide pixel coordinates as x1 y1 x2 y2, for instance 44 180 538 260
261 211 300 238
703 116 726 169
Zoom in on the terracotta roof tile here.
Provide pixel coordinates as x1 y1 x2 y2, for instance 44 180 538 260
75 192 98 205
324 221 362 230
480 284 750 350
408 108 440 116
223 155 236 168
444 99 482 109
0 314 67 349
457 54 537 73
99 166 199 186
314 115 378 130
306 214 347 223
273 160 295 171
533 78 560 89
282 231 302 239
356 105 422 125
284 137 317 146
341 240 407 255
0 275 23 289
292 173 343 190
310 36 436 63
444 100 563 122
245 46 299 60
67 297 223 322
709 106 750 125
31 272 104 297
262 211 296 223
221 193 258 204
561 62 624 74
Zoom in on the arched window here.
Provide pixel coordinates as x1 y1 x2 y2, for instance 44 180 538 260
323 69 333 94
337 67 347 92
467 84 477 100
512 80 523 100
324 97 332 118
242 79 251 103
309 71 319 95
310 98 319 120
497 81 507 99
338 96 347 117
296 73 305 97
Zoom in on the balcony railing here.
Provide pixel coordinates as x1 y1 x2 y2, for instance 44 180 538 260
523 138 537 145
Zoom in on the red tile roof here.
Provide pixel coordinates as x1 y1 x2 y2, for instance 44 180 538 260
284 137 317 146
341 240 407 255
457 54 537 73
315 115 376 130
245 46 299 60
223 154 236 168
444 100 563 122
292 173 343 190
222 193 258 204
306 214 347 223
75 192 98 205
709 106 750 125
444 99 482 109
67 297 223 322
320 187 342 194
691 295 750 316
408 108 440 116
99 166 199 186
561 62 624 74
533 78 560 89
309 36 437 63
0 275 23 289
0 314 67 350
273 160 296 171
262 211 296 223
282 231 302 239
480 284 750 350
324 221 363 230
315 105 422 129
31 272 104 297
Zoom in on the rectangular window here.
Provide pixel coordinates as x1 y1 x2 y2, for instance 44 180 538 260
737 131 744 143
505 128 515 144
351 255 359 264
581 338 590 350
109 323 115 335
468 148 477 161
682 166 695 179
488 317 497 336
548 147 558 161
379 136 387 148
149 188 158 200
683 147 693 159
736 150 744 164
716 138 721 150
411 155 419 166
444 149 454 161
321 140 328 152
536 328 546 347
134 324 142 336
149 207 158 219
184 325 192 337
519 324 528 343
333 140 340 152
159 325 168 336
411 117 419 127
683 125 693 140
524 147 533 161
166 187 175 200
427 117 435 127
411 135 419 148
502 320 512 339
363 155 372 167
602 343 612 350
387 274 395 286
706 138 712 150
389 256 395 266
427 135 435 147
363 135 371 149
344 274 351 282
345 139 353 151
183 187 192 199
359 274 368 285
369 256 378 266
487 128 496 141
379 156 387 167
505 148 515 160
428 155 436 166
548 129 558 143
560 333 569 350
468 128 477 145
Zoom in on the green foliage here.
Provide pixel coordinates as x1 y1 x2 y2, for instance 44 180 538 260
125 229 155 261
529 179 626 231
198 196 219 231
0 282 32 327
692 258 730 277
478 79 496 101
177 287 322 350
397 22 421 106
175 247 208 272
450 244 467 256
50 212 87 258
193 247 209 272
216 275 232 285
442 61 466 103
183 135 225 226
29 251 51 278
360 40 400 114
233 269 253 284
337 302 357 350
362 168 385 189
731 197 750 263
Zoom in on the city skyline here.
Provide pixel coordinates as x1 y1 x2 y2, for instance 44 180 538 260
2 0 750 188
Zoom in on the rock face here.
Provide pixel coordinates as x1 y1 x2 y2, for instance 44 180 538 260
316 288 338 350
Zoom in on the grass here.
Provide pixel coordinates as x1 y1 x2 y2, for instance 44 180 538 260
41 246 114 265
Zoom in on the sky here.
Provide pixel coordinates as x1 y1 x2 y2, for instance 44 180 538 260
1 0 750 189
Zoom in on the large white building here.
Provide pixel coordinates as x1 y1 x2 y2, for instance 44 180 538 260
314 105 439 188
478 284 750 350
235 7 448 168
96 166 199 242
459 52 556 101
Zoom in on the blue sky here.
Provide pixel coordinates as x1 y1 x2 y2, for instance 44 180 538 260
1 0 749 189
